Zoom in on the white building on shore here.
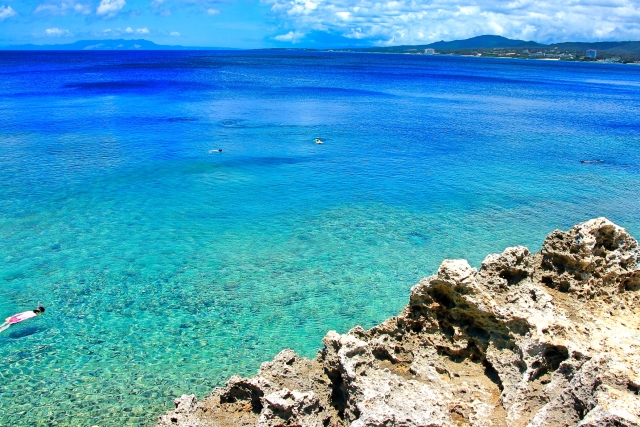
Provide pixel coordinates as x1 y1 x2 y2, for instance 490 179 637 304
424 48 435 55
586 49 597 59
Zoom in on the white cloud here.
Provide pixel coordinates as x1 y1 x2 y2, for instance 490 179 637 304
152 0 219 15
170 31 180 36
34 2 91 15
274 30 305 43
265 0 640 44
96 0 125 16
44 27 74 36
99 27 151 37
0 5 17 20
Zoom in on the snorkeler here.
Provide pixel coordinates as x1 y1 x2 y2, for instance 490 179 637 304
0 302 45 333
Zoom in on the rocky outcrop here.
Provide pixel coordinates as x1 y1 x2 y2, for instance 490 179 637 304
156 218 640 427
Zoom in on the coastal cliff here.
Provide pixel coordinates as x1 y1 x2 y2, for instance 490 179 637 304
156 218 640 427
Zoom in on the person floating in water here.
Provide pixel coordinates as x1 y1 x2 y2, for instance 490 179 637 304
0 302 45 333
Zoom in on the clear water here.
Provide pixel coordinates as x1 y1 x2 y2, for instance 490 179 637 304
1 51 639 426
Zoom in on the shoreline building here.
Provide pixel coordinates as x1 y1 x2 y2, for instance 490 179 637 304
586 49 597 59
424 48 435 55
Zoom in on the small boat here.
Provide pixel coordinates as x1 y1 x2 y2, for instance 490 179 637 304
314 138 323 144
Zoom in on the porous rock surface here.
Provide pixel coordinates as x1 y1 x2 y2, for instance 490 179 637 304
156 218 640 427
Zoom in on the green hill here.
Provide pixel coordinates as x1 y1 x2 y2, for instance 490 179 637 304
428 35 542 50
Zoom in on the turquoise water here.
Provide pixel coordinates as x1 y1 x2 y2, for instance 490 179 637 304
1 51 639 426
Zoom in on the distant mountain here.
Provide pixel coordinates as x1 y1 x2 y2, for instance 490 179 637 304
0 39 230 51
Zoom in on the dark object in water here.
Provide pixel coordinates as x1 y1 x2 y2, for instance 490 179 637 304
580 159 603 164
9 326 42 339
209 149 223 153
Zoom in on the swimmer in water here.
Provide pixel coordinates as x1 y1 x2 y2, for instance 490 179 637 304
209 149 223 153
0 302 45 333
314 138 323 144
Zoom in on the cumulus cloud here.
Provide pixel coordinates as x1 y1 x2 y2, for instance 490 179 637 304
170 31 180 36
152 0 221 15
96 0 125 16
274 30 305 42
34 2 91 15
101 27 151 36
44 27 74 36
0 5 17 20
265 0 640 44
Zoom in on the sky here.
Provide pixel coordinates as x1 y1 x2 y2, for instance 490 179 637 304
0 0 639 48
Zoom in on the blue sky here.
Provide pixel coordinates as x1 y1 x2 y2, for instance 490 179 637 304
1 0 640 48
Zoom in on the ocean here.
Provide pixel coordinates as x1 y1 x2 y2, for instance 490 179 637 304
0 50 639 426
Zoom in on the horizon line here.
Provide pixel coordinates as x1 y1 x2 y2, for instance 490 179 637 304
2 35 639 51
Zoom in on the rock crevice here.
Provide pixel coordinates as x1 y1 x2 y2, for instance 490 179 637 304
156 218 640 427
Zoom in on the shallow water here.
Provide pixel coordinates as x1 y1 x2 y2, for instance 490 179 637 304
1 51 639 426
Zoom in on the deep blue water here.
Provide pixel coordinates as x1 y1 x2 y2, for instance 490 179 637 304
1 51 639 426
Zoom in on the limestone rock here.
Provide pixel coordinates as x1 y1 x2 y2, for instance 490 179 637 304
258 389 322 427
156 218 640 427
537 217 640 296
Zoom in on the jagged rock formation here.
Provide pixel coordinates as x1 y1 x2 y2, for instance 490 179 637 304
156 218 640 427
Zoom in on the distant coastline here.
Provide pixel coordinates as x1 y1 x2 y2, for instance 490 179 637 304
325 35 640 64
331 50 639 66
2 35 639 64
